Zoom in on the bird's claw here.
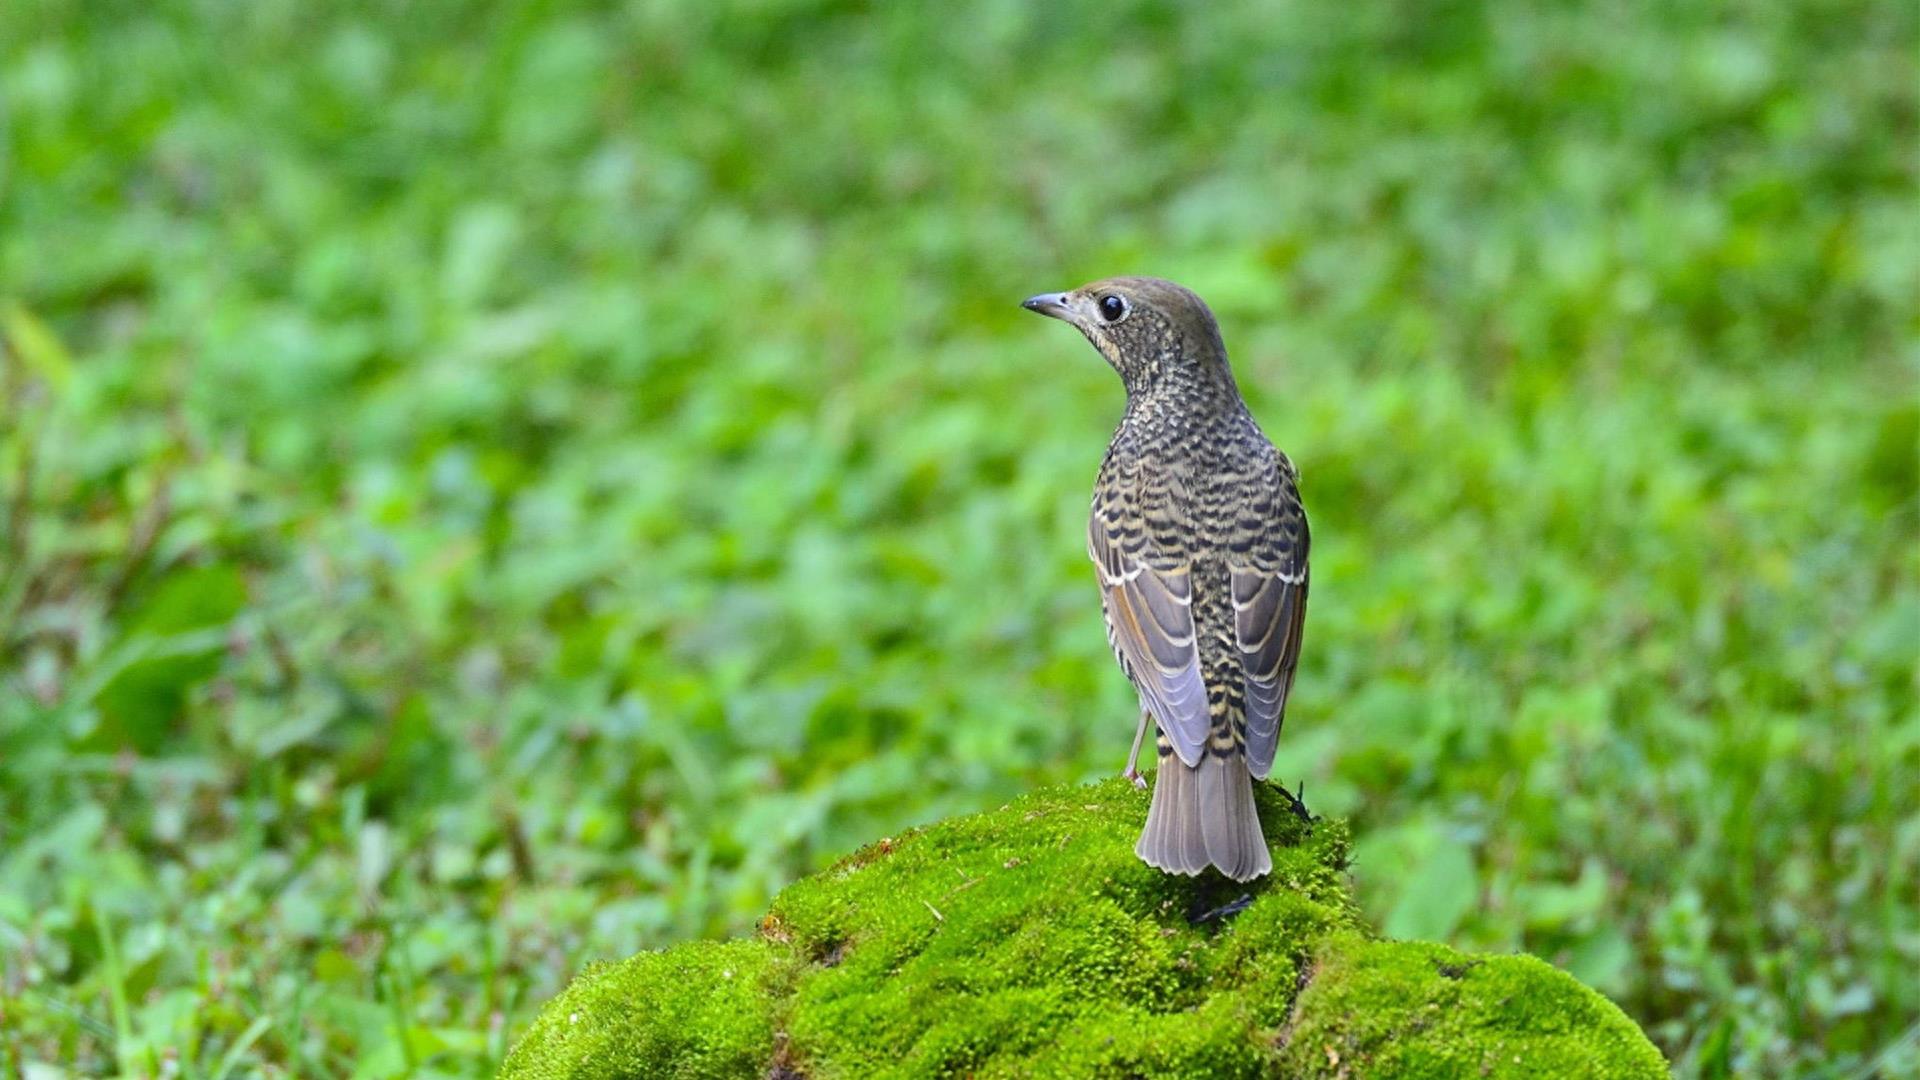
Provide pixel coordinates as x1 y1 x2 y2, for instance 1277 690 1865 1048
1188 893 1254 926
1123 768 1148 791
1279 779 1315 824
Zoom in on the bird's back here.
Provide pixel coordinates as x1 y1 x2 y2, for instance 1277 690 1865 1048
1101 407 1280 746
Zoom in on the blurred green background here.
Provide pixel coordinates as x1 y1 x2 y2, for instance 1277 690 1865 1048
1 0 1914 1076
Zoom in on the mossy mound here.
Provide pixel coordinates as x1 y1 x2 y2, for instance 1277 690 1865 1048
501 779 1665 1079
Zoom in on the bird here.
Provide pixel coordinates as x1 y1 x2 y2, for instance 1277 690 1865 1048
1022 277 1309 882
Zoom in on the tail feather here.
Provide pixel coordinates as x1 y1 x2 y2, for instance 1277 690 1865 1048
1136 754 1271 881
1136 756 1209 875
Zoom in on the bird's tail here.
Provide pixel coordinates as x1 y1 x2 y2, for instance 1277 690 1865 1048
1136 753 1272 882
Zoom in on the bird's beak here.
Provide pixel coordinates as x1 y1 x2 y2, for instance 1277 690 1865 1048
1021 292 1073 322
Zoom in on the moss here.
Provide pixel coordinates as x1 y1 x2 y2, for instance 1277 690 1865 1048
501 779 1665 1079
1277 936 1672 1079
499 939 781 1079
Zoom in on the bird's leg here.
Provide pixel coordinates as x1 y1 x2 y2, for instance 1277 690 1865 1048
1122 707 1150 790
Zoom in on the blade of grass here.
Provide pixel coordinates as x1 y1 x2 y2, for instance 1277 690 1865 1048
209 1014 273 1080
91 905 134 1077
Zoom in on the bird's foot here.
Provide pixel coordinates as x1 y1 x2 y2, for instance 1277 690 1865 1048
1122 767 1147 791
1278 779 1315 824
1188 893 1254 926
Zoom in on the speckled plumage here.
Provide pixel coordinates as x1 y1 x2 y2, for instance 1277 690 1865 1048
1023 277 1309 881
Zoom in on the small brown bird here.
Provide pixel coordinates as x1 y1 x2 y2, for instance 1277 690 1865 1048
1023 278 1309 881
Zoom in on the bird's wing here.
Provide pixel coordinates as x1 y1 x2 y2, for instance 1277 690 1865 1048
1088 482 1211 769
1230 455 1309 780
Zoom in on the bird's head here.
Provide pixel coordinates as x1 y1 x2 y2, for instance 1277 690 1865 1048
1021 277 1232 396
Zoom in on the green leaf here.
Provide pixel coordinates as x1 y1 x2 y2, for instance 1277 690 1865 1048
1383 839 1478 942
1567 926 1634 998
1518 858 1609 930
1 300 74 388
90 565 248 752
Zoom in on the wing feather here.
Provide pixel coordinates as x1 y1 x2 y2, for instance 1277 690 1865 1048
1232 460 1309 780
1089 502 1210 768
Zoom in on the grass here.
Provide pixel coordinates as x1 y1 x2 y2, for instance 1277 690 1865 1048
1 0 1915 1076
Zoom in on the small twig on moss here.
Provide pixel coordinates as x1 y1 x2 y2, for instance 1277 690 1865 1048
921 899 943 922
941 875 985 902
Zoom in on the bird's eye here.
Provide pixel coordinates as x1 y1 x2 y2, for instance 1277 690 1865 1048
1098 295 1127 322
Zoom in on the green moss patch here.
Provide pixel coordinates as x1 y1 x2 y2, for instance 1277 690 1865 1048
501 780 1663 1078
1277 937 1670 1079
500 940 781 1079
